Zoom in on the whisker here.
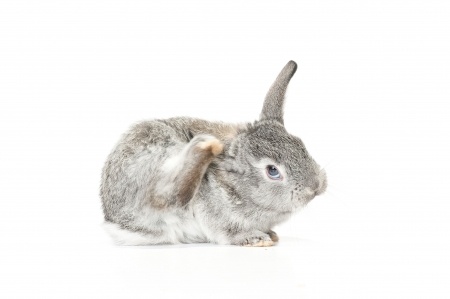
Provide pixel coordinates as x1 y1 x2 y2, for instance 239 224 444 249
322 185 352 208
321 161 334 170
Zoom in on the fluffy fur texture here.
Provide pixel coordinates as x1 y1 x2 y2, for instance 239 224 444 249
100 61 327 247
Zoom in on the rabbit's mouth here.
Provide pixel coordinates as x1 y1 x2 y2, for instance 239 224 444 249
306 170 328 197
294 188 316 206
304 188 317 201
293 171 327 206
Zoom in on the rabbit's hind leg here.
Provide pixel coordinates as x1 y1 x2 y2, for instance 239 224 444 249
160 135 223 206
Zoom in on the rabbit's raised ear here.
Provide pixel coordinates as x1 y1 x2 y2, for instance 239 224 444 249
259 61 297 125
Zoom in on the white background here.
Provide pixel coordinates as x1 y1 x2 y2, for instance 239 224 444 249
1 0 449 298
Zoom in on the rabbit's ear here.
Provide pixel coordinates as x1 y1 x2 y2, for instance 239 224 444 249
259 61 297 125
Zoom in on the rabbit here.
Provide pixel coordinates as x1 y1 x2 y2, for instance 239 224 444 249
100 60 327 247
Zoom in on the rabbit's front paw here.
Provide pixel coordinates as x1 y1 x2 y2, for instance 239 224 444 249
234 232 274 247
196 136 223 156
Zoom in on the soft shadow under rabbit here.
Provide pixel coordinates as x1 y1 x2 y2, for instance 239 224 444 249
100 61 327 246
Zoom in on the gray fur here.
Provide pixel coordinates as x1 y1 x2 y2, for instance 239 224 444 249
260 60 297 125
100 61 327 246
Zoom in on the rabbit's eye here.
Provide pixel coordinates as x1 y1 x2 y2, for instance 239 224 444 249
266 165 282 180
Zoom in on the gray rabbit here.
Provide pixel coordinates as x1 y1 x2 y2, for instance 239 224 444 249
100 61 327 246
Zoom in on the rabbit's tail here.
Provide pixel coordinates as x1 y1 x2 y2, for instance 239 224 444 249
102 222 162 246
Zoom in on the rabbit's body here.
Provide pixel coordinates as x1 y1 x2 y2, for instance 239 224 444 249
100 61 327 246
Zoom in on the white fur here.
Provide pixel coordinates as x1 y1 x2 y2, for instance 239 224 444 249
161 146 187 177
161 212 205 244
103 206 222 245
103 222 155 245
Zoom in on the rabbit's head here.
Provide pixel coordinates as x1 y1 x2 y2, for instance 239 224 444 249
218 61 327 213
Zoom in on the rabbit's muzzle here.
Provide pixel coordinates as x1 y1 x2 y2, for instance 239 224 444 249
293 170 327 205
314 169 328 196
